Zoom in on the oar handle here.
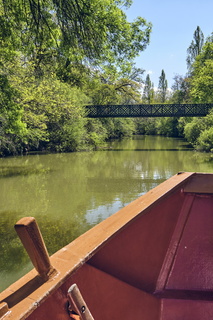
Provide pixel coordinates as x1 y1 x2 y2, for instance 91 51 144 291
68 284 94 320
15 217 55 280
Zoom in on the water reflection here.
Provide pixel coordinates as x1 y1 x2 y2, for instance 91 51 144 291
0 135 213 291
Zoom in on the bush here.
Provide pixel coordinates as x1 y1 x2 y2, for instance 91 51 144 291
14 73 89 152
196 127 213 152
135 118 157 135
85 119 108 148
0 75 26 155
183 118 205 146
156 117 179 137
177 117 193 138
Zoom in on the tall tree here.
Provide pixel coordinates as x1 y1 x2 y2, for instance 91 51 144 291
186 26 204 72
190 42 213 103
158 69 168 102
143 74 154 104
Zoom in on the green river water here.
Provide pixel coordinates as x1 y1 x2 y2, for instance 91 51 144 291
1 135 213 292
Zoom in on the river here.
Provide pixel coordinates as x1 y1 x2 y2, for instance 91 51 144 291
1 135 213 291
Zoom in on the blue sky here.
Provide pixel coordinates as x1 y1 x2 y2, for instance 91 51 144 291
125 0 213 88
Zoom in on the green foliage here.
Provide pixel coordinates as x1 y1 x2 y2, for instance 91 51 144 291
0 0 153 156
183 118 205 145
110 118 136 137
56 61 90 87
158 69 168 103
156 117 179 137
137 117 178 137
197 127 213 152
195 111 213 151
173 35 213 152
1 0 152 68
186 26 204 72
142 74 154 104
177 117 193 137
190 42 213 103
135 118 157 135
81 66 140 143
22 76 88 151
86 119 108 148
182 110 213 150
0 49 145 155
0 73 26 155
171 75 191 104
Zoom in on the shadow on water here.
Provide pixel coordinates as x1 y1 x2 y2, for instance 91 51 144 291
100 148 193 152
0 165 51 178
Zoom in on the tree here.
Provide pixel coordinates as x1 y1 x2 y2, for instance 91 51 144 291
183 110 213 150
1 0 152 69
158 69 168 102
0 71 26 155
0 0 153 155
156 117 179 137
181 38 213 152
189 42 213 103
142 74 154 104
206 32 213 43
186 26 204 72
171 75 190 103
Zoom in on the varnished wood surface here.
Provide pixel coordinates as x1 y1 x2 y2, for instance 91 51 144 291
14 217 56 281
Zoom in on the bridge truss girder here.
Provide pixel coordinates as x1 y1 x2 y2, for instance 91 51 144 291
86 104 213 118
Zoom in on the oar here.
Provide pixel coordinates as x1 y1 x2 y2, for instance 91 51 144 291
68 284 94 320
15 217 56 281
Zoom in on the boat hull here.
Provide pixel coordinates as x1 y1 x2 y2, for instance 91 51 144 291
1 172 213 319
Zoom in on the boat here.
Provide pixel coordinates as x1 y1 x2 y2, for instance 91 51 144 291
1 172 213 319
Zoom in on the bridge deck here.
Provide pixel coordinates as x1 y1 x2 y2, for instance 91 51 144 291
86 104 213 118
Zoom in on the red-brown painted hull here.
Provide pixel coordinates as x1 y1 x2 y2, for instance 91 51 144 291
1 172 213 319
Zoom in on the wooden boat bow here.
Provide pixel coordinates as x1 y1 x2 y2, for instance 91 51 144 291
2 172 213 319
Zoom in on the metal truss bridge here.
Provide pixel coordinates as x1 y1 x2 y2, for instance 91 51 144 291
86 103 213 118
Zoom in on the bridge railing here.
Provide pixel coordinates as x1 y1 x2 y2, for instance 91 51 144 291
85 103 213 118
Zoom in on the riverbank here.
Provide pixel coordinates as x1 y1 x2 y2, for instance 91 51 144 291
3 112 213 158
